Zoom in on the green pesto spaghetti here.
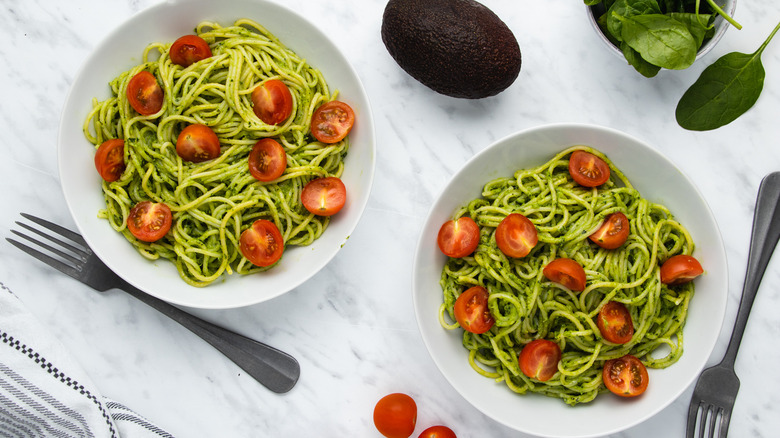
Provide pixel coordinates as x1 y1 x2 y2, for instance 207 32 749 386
439 145 696 405
83 19 348 287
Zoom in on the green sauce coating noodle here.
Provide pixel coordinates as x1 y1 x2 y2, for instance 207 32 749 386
439 146 696 405
83 19 348 287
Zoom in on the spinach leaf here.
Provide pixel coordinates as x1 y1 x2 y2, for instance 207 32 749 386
621 41 662 77
669 12 713 47
607 0 662 41
617 14 697 69
676 21 780 130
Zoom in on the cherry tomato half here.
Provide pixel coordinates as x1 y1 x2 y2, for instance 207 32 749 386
437 217 480 258
169 35 212 67
660 254 704 285
311 100 355 144
252 79 294 125
602 355 649 397
176 124 221 162
301 177 347 216
543 257 587 292
568 150 610 187
597 301 634 344
127 201 172 242
454 286 495 334
373 393 417 438
418 425 456 438
94 139 125 182
126 71 163 116
589 212 630 250
248 138 287 182
495 213 538 258
519 339 562 382
239 219 284 267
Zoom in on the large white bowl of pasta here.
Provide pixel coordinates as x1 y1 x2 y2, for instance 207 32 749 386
412 123 727 437
58 0 375 309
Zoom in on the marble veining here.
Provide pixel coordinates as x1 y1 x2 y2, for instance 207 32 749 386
1 0 779 436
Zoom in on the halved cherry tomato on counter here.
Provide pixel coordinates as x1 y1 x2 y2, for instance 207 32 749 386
301 177 346 216
418 425 456 438
373 393 417 438
589 212 630 250
176 124 221 162
252 79 293 125
519 339 562 382
543 257 587 291
660 254 704 285
311 100 355 143
569 150 610 187
495 213 538 258
597 301 634 344
239 219 284 267
126 71 163 116
454 285 495 334
248 138 287 182
169 35 212 67
127 201 172 242
437 217 480 258
94 139 125 182
603 354 648 397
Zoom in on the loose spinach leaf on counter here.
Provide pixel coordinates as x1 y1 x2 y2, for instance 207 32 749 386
676 21 780 131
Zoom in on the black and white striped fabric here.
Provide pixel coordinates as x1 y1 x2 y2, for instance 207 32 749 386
0 282 174 438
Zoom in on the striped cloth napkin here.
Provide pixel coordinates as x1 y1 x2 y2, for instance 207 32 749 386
0 282 174 438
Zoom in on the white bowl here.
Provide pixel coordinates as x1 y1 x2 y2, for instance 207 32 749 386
412 123 727 437
587 0 737 62
58 0 375 309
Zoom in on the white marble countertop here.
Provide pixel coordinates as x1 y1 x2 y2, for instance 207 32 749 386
2 0 780 436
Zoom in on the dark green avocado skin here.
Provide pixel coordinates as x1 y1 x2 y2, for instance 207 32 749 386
381 0 521 99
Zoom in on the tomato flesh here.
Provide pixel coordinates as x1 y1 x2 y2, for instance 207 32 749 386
418 425 456 438
301 177 347 216
127 71 163 116
597 301 634 344
453 286 495 334
437 217 480 258
176 124 221 162
589 212 630 249
519 339 562 382
603 355 649 397
94 139 125 182
252 79 294 125
660 254 704 285
311 100 355 144
239 219 284 267
495 213 538 258
569 150 610 187
127 201 173 243
248 138 287 182
543 257 587 291
169 35 212 67
373 393 417 438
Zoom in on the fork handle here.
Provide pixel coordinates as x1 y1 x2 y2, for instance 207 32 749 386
118 281 300 393
721 172 780 367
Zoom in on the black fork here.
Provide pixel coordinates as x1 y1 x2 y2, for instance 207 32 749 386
6 213 300 394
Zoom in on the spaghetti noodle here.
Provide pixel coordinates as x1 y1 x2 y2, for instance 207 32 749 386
439 145 696 405
83 19 348 287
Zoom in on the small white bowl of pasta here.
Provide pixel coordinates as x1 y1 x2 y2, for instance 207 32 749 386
412 123 727 437
58 0 375 309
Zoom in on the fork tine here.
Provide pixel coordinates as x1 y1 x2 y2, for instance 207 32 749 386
5 237 83 280
718 409 732 438
686 400 700 437
20 213 88 247
14 222 89 262
705 405 719 438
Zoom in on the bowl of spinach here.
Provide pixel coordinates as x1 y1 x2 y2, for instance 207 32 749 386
586 0 740 77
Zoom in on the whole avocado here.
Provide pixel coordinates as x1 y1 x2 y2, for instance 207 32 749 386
381 0 521 99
